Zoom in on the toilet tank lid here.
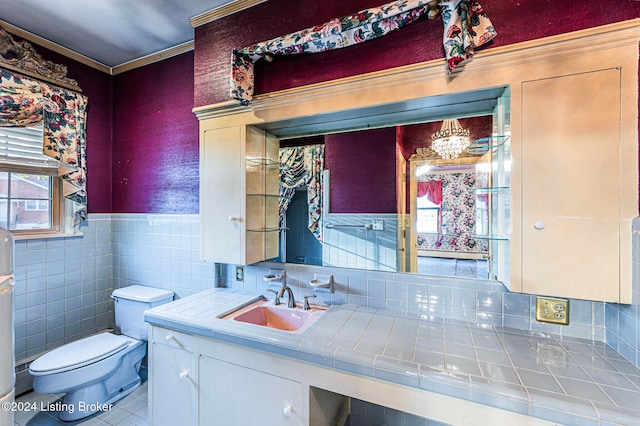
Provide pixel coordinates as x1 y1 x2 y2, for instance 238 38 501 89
112 285 174 302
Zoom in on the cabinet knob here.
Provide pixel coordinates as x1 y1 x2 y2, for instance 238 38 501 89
228 216 241 222
165 334 175 342
283 406 293 417
179 370 189 379
534 221 545 230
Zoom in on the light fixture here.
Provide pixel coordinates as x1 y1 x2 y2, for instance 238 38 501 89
430 119 470 159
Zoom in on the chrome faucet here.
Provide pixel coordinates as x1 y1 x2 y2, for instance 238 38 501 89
278 285 296 308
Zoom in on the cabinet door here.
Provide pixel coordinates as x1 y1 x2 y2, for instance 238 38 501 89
199 354 303 425
521 68 621 301
149 342 197 426
201 126 244 264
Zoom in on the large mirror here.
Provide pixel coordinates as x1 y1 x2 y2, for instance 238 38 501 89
258 86 511 283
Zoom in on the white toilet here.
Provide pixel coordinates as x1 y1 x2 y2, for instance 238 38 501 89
29 285 174 421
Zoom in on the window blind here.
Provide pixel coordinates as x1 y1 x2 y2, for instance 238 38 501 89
0 126 59 174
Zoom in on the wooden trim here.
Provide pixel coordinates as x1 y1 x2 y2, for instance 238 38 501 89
190 0 268 28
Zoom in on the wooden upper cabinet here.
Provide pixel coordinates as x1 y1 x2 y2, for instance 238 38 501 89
200 124 279 265
520 68 630 302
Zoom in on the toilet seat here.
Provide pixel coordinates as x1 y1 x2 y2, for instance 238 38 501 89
29 333 131 376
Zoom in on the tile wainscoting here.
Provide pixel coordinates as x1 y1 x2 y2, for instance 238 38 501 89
14 213 640 375
15 214 216 366
220 262 607 343
604 219 640 368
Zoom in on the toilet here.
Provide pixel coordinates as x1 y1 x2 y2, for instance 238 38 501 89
29 285 174 421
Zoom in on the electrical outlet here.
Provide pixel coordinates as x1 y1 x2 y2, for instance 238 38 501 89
535 296 569 325
371 220 384 230
235 266 244 282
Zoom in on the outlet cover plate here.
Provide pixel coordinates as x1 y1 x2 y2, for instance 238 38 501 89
235 266 244 282
535 296 569 325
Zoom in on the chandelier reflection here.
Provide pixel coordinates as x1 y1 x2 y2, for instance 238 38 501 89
430 119 470 159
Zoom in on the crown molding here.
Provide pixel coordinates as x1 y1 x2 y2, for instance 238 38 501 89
190 0 267 28
0 19 111 74
0 20 194 76
112 41 194 75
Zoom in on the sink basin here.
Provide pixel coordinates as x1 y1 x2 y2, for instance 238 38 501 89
221 297 326 333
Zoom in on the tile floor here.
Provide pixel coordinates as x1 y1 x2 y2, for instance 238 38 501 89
13 378 148 425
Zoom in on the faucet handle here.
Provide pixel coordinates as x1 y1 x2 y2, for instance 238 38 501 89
266 289 280 305
303 295 316 310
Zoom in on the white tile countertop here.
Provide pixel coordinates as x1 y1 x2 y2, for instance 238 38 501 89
144 288 640 425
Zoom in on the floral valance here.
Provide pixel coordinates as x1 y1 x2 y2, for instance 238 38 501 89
417 180 442 204
231 0 496 103
279 145 324 241
0 68 88 223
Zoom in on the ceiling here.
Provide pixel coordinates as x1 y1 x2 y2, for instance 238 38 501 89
0 0 235 68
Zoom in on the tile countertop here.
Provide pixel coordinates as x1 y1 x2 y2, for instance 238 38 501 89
144 288 640 426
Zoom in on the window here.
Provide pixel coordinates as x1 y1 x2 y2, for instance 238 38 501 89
25 199 50 211
416 196 440 234
0 126 68 238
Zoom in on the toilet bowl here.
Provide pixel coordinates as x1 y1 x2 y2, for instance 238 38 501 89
29 285 174 421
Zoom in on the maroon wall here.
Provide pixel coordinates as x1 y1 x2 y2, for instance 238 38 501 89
22 0 640 215
325 127 397 213
397 117 493 161
31 45 114 213
112 52 200 214
194 0 640 107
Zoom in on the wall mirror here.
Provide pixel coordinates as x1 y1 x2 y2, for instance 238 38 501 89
257 86 511 284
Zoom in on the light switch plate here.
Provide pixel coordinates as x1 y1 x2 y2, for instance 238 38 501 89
535 296 569 325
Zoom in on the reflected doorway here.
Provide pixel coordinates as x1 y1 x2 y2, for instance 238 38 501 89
282 185 322 265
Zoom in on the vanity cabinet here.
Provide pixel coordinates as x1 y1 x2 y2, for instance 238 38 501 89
148 328 198 426
520 67 633 302
147 322 554 425
199 355 304 425
148 324 349 425
200 124 279 265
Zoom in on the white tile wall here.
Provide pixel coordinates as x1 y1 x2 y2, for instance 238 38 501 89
110 214 215 298
15 213 639 372
605 218 640 368
15 213 216 364
221 261 608 343
15 214 111 362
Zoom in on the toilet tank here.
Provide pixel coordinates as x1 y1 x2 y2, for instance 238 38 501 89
112 285 174 341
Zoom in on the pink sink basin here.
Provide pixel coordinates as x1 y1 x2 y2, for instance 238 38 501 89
222 298 326 333
234 306 310 331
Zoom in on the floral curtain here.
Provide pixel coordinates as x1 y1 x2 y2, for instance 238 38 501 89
0 68 88 223
231 0 496 103
279 144 324 241
279 147 306 217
